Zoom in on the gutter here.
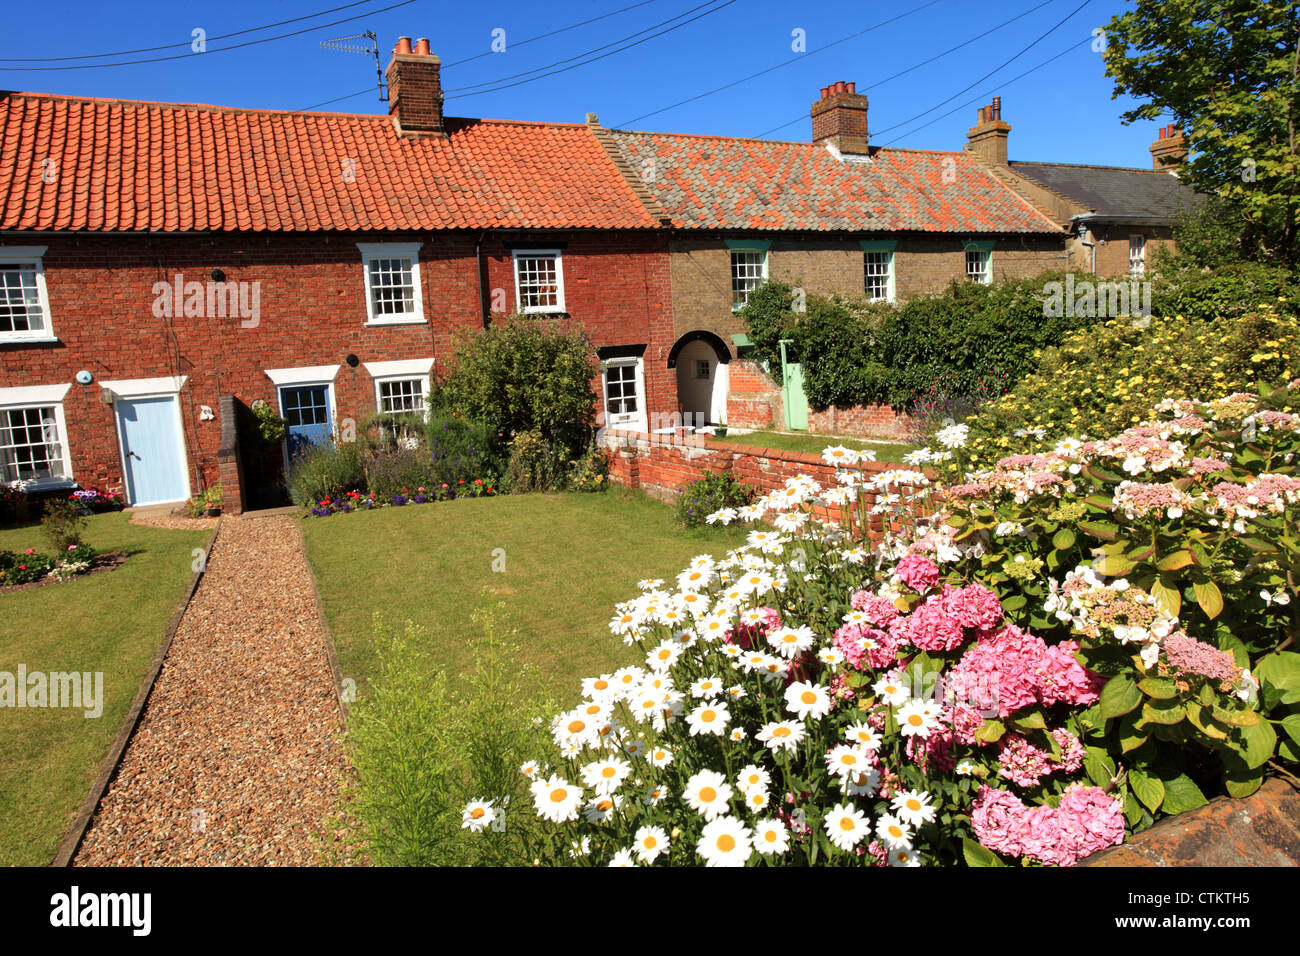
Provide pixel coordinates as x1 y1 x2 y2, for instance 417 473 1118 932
475 230 490 329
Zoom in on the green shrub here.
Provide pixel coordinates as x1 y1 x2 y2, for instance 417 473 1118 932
505 429 564 494
740 275 1095 409
41 500 86 551
432 319 598 448
1150 261 1300 322
287 440 365 507
675 470 755 528
340 602 552 866
941 308 1300 477
426 412 508 487
567 442 609 492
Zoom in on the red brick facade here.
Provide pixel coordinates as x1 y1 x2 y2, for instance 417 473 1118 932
1 230 674 506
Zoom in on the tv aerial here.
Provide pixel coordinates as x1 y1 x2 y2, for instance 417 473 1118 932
321 31 386 102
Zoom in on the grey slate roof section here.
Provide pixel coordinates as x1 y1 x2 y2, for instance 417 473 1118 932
1008 162 1205 221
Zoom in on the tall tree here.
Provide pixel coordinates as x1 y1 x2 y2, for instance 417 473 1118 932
1102 0 1300 262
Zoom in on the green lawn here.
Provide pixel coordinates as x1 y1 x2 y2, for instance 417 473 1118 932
0 512 212 866
302 490 750 697
714 429 915 461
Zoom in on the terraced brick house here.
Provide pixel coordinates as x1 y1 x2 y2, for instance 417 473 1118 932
964 99 1204 277
595 81 1065 429
0 38 676 511
1 44 1092 511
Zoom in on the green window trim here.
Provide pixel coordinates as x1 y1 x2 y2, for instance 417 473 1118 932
962 240 994 253
724 239 772 251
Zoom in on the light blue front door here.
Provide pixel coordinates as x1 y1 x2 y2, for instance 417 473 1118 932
116 396 189 505
280 385 333 460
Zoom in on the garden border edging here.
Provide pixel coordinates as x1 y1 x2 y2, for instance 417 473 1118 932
48 518 221 868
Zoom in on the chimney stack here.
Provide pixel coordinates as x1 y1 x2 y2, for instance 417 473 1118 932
386 35 445 137
811 81 870 154
965 96 1010 166
1150 124 1187 171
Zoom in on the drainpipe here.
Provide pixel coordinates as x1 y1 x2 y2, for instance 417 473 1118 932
1071 215 1098 275
475 231 490 329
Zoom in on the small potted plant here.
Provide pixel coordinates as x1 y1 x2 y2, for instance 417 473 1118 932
203 482 223 517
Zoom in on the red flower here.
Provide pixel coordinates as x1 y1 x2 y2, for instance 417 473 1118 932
474 479 483 485
24 548 35 555
458 479 465 484
18 565 26 571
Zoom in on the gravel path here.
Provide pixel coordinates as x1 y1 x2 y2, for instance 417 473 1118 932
75 514 348 866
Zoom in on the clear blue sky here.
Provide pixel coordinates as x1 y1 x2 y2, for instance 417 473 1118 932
0 0 1167 167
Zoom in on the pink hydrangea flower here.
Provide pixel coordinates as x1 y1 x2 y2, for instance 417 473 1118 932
895 553 941 592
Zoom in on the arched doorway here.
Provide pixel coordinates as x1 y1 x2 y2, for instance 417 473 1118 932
668 331 731 427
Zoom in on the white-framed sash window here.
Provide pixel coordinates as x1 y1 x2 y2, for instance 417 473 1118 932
357 242 425 325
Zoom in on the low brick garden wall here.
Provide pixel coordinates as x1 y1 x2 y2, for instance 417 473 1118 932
602 428 928 537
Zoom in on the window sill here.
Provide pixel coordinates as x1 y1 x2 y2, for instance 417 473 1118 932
364 317 428 327
0 336 59 346
5 477 76 492
519 309 569 318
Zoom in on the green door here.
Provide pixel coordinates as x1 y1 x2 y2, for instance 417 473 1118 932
778 340 809 431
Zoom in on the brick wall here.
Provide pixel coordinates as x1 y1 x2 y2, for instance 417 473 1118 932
602 427 926 536
725 358 916 440
1 229 673 503
667 234 1066 350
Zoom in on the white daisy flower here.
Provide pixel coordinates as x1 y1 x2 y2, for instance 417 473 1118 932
756 719 807 753
872 674 910 707
772 510 808 533
580 758 632 794
752 818 790 855
647 744 674 768
608 847 637 867
876 813 914 849
532 775 583 824
824 743 871 778
696 817 753 867
743 788 770 814
767 625 817 659
643 783 667 807
690 675 724 699
583 794 623 824
824 802 871 852
889 846 922 867
822 445 858 466
784 681 833 720
645 640 682 672
842 768 882 797
705 508 737 525
520 760 542 780
685 700 731 736
461 799 496 832
729 727 747 742
891 789 937 827
633 825 670 864
896 698 940 738
737 765 771 795
582 674 618 700
817 646 846 667
844 721 882 751
683 769 733 820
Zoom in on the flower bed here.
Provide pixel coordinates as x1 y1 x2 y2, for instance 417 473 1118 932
456 384 1298 866
307 479 496 517
0 543 99 588
68 487 126 515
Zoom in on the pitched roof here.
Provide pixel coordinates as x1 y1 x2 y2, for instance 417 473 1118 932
607 130 1061 234
1007 161 1205 221
0 91 659 232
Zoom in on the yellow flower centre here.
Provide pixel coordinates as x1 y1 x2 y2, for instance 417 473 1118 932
801 691 817 705
644 836 657 849
839 818 855 831
907 714 924 727
764 830 778 843
773 727 791 738
699 787 717 803
471 808 485 819
889 825 903 838
597 800 613 812
717 834 736 852
702 710 716 722
549 788 567 803
601 767 616 778
568 720 586 734
842 754 857 765
907 798 922 811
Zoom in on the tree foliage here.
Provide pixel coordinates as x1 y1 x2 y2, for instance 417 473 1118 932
1102 0 1300 262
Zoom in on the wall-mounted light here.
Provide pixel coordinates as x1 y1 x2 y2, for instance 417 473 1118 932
346 353 360 368
75 370 93 385
210 268 226 282
199 405 215 421
99 388 114 405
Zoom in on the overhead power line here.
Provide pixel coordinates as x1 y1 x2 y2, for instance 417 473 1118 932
0 0 386 62
442 0 734 96
0 0 420 71
614 0 945 128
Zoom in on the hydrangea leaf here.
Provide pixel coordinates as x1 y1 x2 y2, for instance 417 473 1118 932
1099 674 1143 720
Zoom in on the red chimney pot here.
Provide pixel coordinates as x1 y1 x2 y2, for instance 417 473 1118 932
414 37 430 55
395 36 412 55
